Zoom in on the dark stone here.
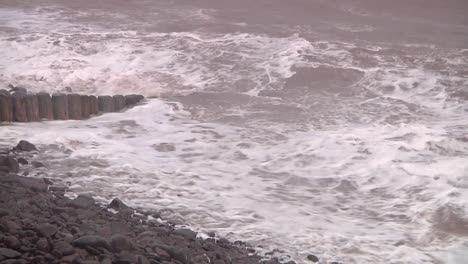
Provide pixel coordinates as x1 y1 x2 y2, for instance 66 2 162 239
113 251 133 264
0 209 9 217
69 195 95 209
36 223 58 237
192 254 211 264
36 238 50 252
0 248 21 259
113 95 126 111
52 93 69 120
12 94 28 122
25 94 40 121
31 161 44 168
207 231 216 238
125 94 144 106
4 236 21 250
0 94 13 122
153 247 170 261
52 241 75 256
110 234 135 253
108 198 130 211
135 255 150 264
307 254 319 263
38 92 54 120
17 158 28 165
172 228 197 240
8 86 27 95
168 247 191 264
72 235 109 249
68 94 82 120
98 96 115 113
3 157 19 173
15 140 37 152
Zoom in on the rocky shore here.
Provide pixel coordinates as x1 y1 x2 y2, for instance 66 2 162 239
0 140 299 264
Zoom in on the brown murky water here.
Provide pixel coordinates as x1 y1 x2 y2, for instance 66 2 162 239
1 0 468 263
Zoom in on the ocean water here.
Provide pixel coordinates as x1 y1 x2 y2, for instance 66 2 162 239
1 0 468 263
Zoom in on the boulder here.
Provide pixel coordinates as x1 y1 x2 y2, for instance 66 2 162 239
69 195 95 209
53 241 75 257
110 234 135 253
36 223 58 237
68 94 82 120
0 247 21 259
72 235 109 249
307 254 319 263
172 228 197 240
38 92 54 120
52 93 69 120
15 140 37 151
108 198 130 211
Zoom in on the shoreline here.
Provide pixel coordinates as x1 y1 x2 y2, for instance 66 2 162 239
0 140 300 264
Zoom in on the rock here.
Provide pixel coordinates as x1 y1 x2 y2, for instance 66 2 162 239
168 247 191 264
15 140 37 152
192 254 211 264
0 89 9 95
307 254 319 263
61 253 81 263
36 223 58 237
0 209 9 217
3 157 19 173
72 235 109 249
110 234 135 253
8 86 27 94
172 228 197 240
207 231 216 238
4 236 21 250
52 93 69 120
31 161 44 168
67 94 82 120
113 251 133 264
125 94 144 106
135 255 150 264
98 96 115 113
108 198 130 211
53 241 75 257
17 158 28 165
69 195 95 209
36 238 50 252
0 248 21 259
38 92 54 120
153 247 171 261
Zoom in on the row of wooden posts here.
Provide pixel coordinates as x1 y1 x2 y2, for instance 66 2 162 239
0 92 144 123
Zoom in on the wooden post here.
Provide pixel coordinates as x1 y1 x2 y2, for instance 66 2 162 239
52 93 69 120
89 96 98 115
125 94 144 107
81 95 90 119
12 93 28 122
113 95 126 111
0 94 13 122
98 96 115 113
38 92 54 120
68 94 82 120
25 94 40 122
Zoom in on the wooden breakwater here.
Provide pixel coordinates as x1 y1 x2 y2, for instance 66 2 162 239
0 90 144 123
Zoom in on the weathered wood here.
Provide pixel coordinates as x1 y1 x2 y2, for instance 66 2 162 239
25 94 40 122
113 95 126 111
98 96 115 113
125 94 144 107
12 93 28 122
0 94 13 122
52 93 69 120
38 92 54 120
68 94 82 120
80 95 90 119
89 96 98 115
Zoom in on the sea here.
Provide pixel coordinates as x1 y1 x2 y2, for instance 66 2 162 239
1 0 467 263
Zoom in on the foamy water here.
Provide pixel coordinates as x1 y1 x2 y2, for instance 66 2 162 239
1 1 468 263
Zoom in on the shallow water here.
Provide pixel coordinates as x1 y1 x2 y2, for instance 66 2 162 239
1 0 468 263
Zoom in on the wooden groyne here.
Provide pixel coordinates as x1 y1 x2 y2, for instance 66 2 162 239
0 90 144 123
